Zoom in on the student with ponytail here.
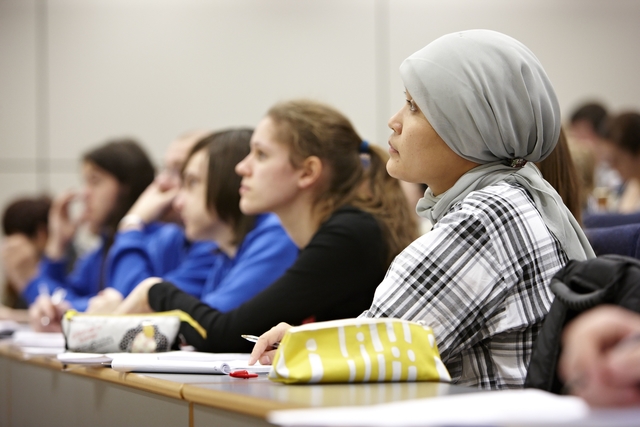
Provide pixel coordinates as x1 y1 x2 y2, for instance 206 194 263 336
115 99 417 352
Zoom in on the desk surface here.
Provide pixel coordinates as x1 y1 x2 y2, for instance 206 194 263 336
0 342 473 427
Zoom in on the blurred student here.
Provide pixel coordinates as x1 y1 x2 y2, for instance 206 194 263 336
114 100 417 353
0 196 51 322
26 139 155 331
569 102 621 209
601 112 640 213
85 130 219 312
89 128 298 315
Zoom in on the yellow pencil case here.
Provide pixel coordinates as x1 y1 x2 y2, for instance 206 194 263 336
269 318 451 384
61 310 206 353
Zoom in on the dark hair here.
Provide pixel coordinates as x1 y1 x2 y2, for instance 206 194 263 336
185 128 255 245
83 138 155 236
267 99 418 266
570 102 608 137
536 128 582 224
604 112 640 156
2 195 52 237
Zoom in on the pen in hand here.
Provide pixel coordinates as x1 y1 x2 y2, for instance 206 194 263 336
241 334 280 349
38 284 67 327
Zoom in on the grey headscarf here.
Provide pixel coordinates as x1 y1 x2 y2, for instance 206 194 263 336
403 30 594 260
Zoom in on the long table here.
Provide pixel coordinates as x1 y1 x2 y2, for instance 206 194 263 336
0 344 473 427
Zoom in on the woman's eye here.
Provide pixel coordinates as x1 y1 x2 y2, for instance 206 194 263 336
406 99 417 112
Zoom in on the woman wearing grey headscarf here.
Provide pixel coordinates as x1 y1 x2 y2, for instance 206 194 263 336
250 30 594 390
363 29 595 389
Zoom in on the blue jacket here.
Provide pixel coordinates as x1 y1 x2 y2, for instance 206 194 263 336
21 223 193 311
198 213 299 312
108 214 299 312
107 222 217 298
23 239 107 312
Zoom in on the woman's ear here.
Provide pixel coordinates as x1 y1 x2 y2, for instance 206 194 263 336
297 156 323 190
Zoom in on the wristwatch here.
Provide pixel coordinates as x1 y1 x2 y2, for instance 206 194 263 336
118 214 145 231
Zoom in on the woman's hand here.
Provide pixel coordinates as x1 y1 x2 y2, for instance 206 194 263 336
559 305 640 407
113 277 162 314
45 191 80 260
86 288 124 314
248 322 292 365
28 294 70 332
119 182 179 231
1 234 40 292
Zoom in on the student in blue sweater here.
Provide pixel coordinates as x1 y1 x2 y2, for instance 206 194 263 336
26 139 155 330
90 128 298 314
84 130 219 312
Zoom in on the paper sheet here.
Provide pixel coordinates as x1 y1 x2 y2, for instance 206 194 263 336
12 331 66 348
268 389 589 426
109 352 271 374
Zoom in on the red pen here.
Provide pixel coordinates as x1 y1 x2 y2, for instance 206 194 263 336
229 370 258 379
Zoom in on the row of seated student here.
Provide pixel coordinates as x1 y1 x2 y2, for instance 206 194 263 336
568 102 640 216
0 30 601 394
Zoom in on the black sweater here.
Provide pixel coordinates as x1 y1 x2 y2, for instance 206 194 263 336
149 206 388 352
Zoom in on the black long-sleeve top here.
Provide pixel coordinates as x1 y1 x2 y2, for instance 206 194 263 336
149 206 388 353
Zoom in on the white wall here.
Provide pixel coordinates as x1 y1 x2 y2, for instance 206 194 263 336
1 0 639 212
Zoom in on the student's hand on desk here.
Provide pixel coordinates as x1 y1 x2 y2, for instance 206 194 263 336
86 288 124 314
559 305 640 407
113 277 161 314
1 234 39 292
28 294 70 332
248 322 292 365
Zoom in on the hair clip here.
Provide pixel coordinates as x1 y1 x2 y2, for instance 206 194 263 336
359 140 370 154
509 158 527 168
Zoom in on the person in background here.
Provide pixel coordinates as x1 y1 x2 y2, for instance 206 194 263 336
88 128 298 316
569 102 621 211
250 30 594 390
569 102 608 147
85 130 219 313
113 99 418 353
559 305 640 407
600 112 640 213
0 195 52 322
24 139 155 331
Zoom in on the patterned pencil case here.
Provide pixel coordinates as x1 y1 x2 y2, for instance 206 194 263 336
61 310 206 353
269 317 451 384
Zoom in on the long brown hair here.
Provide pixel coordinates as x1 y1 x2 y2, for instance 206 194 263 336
536 127 582 224
267 99 418 265
184 128 256 246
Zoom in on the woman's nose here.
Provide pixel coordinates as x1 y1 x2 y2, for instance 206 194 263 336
235 155 250 176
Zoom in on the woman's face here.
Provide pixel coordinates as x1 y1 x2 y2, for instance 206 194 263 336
235 117 303 215
600 141 640 181
387 90 477 195
81 162 121 234
172 149 219 241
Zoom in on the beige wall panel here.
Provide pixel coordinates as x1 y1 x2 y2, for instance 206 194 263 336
46 0 378 168
0 0 38 160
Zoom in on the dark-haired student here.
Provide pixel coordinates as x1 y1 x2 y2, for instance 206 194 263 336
25 139 155 330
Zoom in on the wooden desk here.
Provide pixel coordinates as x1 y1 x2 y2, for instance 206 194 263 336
0 344 473 427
